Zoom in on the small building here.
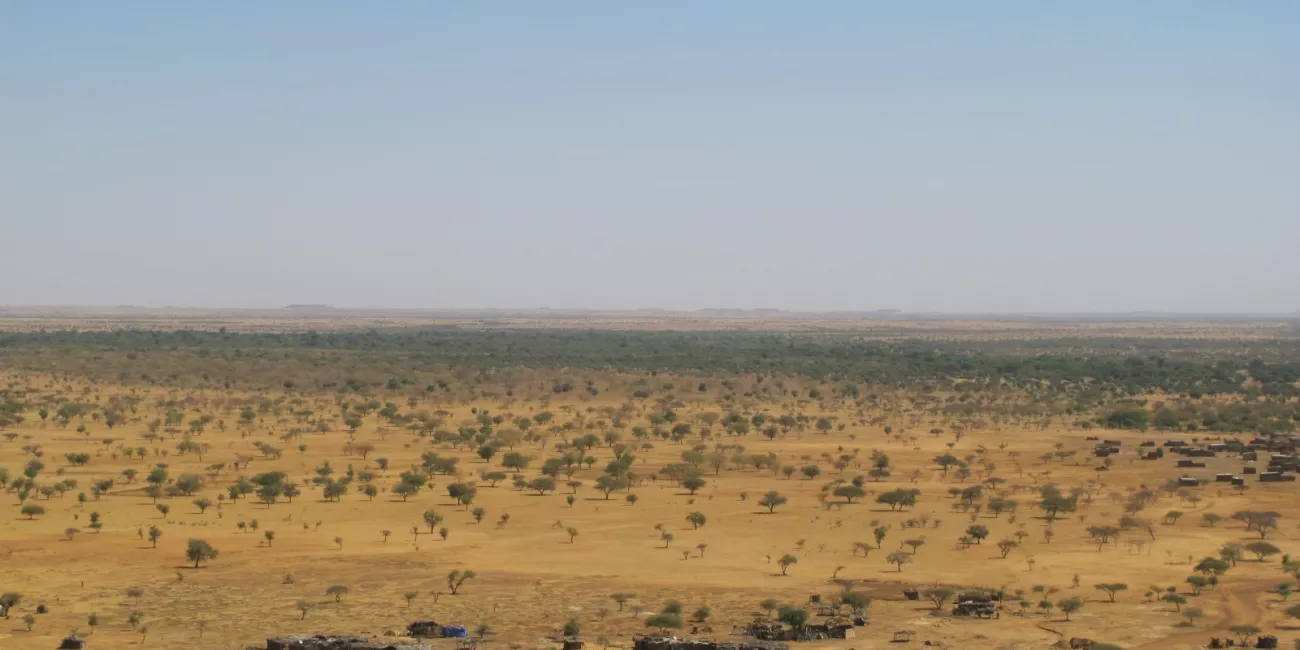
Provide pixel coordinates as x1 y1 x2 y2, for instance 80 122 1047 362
1177 476 1202 487
1215 473 1234 483
1243 466 1258 474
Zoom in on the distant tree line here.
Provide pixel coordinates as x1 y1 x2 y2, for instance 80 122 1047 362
1 328 1298 397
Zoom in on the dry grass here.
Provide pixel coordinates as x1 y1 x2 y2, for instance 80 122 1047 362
2 376 1299 649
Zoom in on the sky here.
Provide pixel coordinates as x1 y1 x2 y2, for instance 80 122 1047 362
2 2 1297 313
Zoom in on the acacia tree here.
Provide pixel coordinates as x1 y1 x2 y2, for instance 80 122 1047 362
448 570 476 595
997 539 1018 558
645 613 682 634
777 554 798 575
1095 583 1128 602
759 491 787 513
923 587 954 609
1057 597 1084 621
1230 625 1261 645
185 539 218 568
887 551 912 572
1245 541 1281 562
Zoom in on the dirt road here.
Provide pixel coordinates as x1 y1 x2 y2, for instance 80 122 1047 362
1132 578 1276 650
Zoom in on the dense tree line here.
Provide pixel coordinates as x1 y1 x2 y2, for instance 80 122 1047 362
1 328 1297 398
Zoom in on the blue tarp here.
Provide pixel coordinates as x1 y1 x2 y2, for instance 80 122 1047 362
442 625 469 638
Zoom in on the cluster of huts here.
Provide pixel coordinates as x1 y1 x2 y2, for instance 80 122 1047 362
1209 634 1278 648
234 622 470 650
634 637 789 650
258 636 434 650
1096 434 1300 486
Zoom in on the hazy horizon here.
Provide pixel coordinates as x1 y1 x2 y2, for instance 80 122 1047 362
3 3 1297 313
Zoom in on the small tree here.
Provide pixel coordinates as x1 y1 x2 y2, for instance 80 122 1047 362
645 613 682 633
924 587 955 609
22 613 35 631
611 592 635 611
997 539 1018 558
404 591 418 608
423 509 444 534
1229 625 1261 644
681 476 706 495
563 618 581 637
841 591 872 613
296 601 312 619
1182 607 1205 626
0 592 22 617
777 554 798 575
833 485 866 503
1057 597 1084 621
264 530 276 547
777 605 809 630
566 527 579 543
1245 541 1282 562
686 512 707 529
1094 583 1128 602
20 504 44 519
448 569 476 595
185 539 218 568
887 551 912 572
759 491 787 513
326 585 349 602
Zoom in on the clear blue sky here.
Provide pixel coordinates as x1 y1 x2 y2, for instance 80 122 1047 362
2 2 1297 312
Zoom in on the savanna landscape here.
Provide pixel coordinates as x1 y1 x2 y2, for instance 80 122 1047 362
2 312 1300 650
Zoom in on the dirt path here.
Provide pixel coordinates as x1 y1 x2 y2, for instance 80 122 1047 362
1131 578 1275 650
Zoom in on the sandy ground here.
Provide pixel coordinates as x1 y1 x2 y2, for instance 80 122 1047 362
2 387 1298 649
